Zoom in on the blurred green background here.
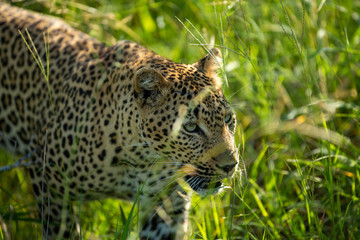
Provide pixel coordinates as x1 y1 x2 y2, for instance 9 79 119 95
0 0 359 239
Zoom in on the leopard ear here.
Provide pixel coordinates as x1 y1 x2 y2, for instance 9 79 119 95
193 48 222 77
134 67 170 107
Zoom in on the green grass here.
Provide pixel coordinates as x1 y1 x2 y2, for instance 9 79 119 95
1 0 360 239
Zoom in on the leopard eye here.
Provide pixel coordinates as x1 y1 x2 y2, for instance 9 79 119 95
224 113 232 124
184 122 198 133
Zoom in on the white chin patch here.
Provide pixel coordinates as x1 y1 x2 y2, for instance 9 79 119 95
196 184 224 197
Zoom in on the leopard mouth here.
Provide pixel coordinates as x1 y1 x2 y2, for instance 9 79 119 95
184 175 222 194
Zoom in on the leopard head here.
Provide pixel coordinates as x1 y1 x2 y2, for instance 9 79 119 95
134 48 238 195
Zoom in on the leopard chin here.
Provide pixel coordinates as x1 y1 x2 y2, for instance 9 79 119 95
184 174 223 196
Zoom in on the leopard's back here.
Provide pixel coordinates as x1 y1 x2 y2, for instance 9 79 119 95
0 3 106 153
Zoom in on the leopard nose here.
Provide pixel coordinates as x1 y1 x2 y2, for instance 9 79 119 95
218 163 237 174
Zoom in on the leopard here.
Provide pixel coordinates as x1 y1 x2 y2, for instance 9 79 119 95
0 3 239 239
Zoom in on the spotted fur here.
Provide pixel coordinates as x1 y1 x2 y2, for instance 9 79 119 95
0 3 238 239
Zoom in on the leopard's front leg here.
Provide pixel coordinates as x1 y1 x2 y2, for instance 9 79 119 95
29 163 77 240
140 186 192 240
27 124 79 240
